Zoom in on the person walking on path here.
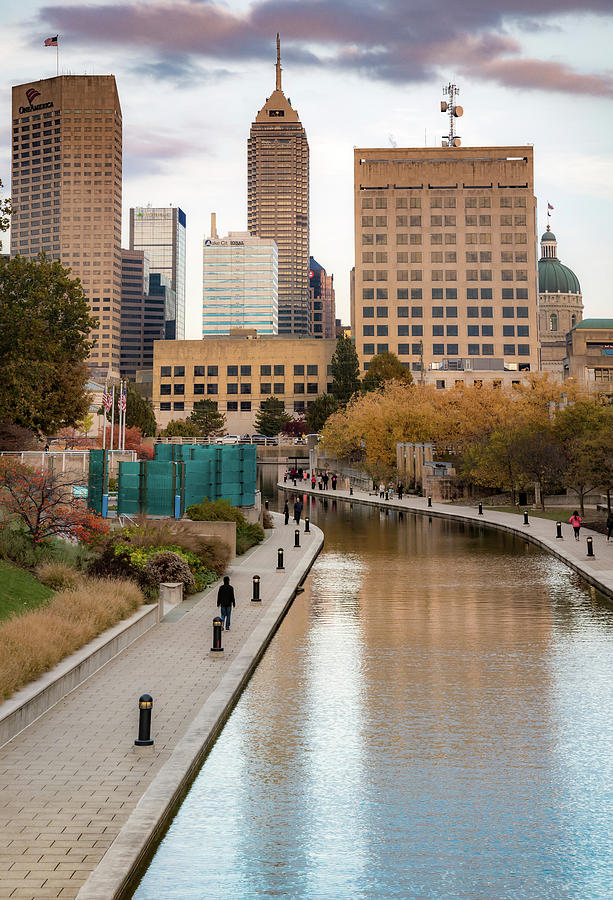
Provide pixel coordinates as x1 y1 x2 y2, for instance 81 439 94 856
217 575 235 630
294 497 303 524
397 482 404 501
379 481 385 498
332 474 337 490
323 472 329 489
311 473 316 489
569 511 582 541
284 500 290 526
607 511 613 541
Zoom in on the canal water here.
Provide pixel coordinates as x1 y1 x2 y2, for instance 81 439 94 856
133 494 613 899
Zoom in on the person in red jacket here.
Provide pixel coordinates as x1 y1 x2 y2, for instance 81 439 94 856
569 511 582 541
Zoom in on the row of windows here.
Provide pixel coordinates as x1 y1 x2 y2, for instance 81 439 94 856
363 343 531 357
161 363 322 378
363 305 530 319
362 268 528 281
159 400 314 413
361 215 527 227
363 325 530 337
161 382 322 396
361 197 527 209
362 288 529 300
362 252 528 264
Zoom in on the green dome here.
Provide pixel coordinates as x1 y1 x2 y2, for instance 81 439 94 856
538 257 580 294
541 230 556 242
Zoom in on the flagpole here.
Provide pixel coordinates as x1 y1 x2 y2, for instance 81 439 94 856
123 383 127 451
56 38 59 76
110 385 115 453
120 381 125 452
102 380 107 451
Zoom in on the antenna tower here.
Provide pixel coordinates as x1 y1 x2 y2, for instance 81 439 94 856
440 83 463 147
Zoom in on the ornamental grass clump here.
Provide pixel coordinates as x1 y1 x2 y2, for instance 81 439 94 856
145 551 195 593
0 576 143 701
36 561 82 592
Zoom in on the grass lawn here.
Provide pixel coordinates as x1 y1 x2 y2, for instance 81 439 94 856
0 560 53 623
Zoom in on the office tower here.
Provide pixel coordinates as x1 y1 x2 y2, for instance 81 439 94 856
11 75 123 379
248 35 309 335
202 216 278 335
119 249 167 379
537 227 583 379
129 206 186 339
309 257 336 338
149 272 176 341
353 146 539 387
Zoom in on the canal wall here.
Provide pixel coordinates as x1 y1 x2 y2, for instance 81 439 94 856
280 483 613 602
76 514 323 900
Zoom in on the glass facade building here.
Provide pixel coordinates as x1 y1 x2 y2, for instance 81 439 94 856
202 232 278 335
129 206 186 340
120 249 166 378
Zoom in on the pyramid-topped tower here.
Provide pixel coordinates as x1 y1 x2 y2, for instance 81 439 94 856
248 36 310 335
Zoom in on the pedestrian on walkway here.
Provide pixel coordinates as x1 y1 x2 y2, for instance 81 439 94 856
397 482 404 500
323 473 329 489
311 473 316 489
332 474 337 490
569 511 582 541
294 497 303 524
606 511 613 541
284 500 290 525
379 481 385 498
217 575 235 630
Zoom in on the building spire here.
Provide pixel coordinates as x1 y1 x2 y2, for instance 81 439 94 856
276 33 282 91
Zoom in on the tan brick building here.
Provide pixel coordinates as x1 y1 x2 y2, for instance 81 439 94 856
537 227 583 379
353 146 540 388
152 331 336 432
11 75 123 379
564 319 613 396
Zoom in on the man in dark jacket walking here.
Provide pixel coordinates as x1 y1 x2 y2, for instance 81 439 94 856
217 575 235 630
294 497 303 524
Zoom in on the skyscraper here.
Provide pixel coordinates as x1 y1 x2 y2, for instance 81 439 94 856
119 249 167 379
309 257 336 339
202 217 278 336
10 75 123 379
248 35 309 335
129 206 186 339
353 145 540 387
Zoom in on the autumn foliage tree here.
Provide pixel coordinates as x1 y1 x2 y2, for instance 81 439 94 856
0 458 108 545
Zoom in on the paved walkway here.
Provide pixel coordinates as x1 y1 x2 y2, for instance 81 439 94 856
281 481 613 599
0 516 319 900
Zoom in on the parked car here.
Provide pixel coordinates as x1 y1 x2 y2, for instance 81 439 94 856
250 434 267 445
221 434 241 445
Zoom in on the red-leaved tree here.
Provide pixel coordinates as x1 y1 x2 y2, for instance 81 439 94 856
0 458 108 544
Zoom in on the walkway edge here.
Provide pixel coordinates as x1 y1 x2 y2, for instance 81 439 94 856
281 484 613 601
76 522 324 900
0 603 158 749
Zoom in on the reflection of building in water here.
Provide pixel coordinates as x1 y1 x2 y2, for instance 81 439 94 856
538 227 583 379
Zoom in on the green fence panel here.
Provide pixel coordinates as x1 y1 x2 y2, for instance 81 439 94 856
87 449 108 514
117 461 144 516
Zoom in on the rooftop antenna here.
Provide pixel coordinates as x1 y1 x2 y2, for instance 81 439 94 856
440 83 463 147
275 33 282 91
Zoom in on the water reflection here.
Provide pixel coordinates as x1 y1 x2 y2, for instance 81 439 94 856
134 499 613 900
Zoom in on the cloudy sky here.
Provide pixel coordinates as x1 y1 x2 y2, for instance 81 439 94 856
1 0 612 336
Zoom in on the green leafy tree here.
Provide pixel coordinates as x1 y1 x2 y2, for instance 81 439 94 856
329 335 361 404
189 399 226 438
160 418 201 438
0 254 96 436
102 382 157 437
305 394 339 433
362 351 413 392
254 397 291 437
514 425 568 509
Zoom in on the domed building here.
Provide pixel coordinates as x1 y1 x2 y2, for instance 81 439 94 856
537 227 583 377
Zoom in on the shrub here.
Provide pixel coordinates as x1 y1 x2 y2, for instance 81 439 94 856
0 576 143 700
113 519 231 577
185 498 265 555
145 551 195 593
236 522 265 555
0 525 48 568
36 561 82 592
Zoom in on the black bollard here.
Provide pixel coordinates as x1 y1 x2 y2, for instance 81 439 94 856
277 548 285 570
305 517 310 533
350 485 353 496
211 616 224 652
587 536 595 558
427 496 432 508
251 574 261 602
556 521 563 539
478 502 483 516
523 510 529 526
134 694 154 746
265 499 269 511
294 529 300 548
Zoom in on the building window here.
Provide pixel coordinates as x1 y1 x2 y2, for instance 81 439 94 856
482 344 494 356
173 402 184 411
194 383 205 395
412 344 422 356
207 365 218 377
446 344 459 355
502 307 514 318
274 365 284 376
227 401 238 411
446 306 458 318
227 383 238 394
467 307 479 318
398 325 409 336
240 383 251 394
517 326 529 337
377 325 388 336
398 306 409 317
174 384 184 395
207 384 218 395
362 288 374 300
481 325 494 337
518 345 530 356
160 366 171 377
398 344 410 356
294 364 305 375
240 401 251 411
503 326 515 337
363 306 374 318
260 383 271 394
307 383 318 394
294 383 305 394
363 325 375 336
160 402 171 411
376 306 388 318
447 325 458 336
376 343 388 354
481 307 493 318
517 307 529 318
433 343 444 355
432 306 444 318
294 401 306 413
468 344 480 355
412 325 423 336
240 365 251 376
504 344 516 355
174 366 184 377
549 313 558 332
260 365 271 376
432 325 444 337
227 365 238 376
467 325 479 337
363 344 375 355
160 384 171 395
194 365 205 377
273 383 285 393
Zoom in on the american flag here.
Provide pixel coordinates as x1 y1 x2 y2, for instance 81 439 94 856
119 389 127 413
44 35 58 47
103 390 113 413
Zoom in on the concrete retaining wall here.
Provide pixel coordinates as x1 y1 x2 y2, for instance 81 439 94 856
0 604 157 749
